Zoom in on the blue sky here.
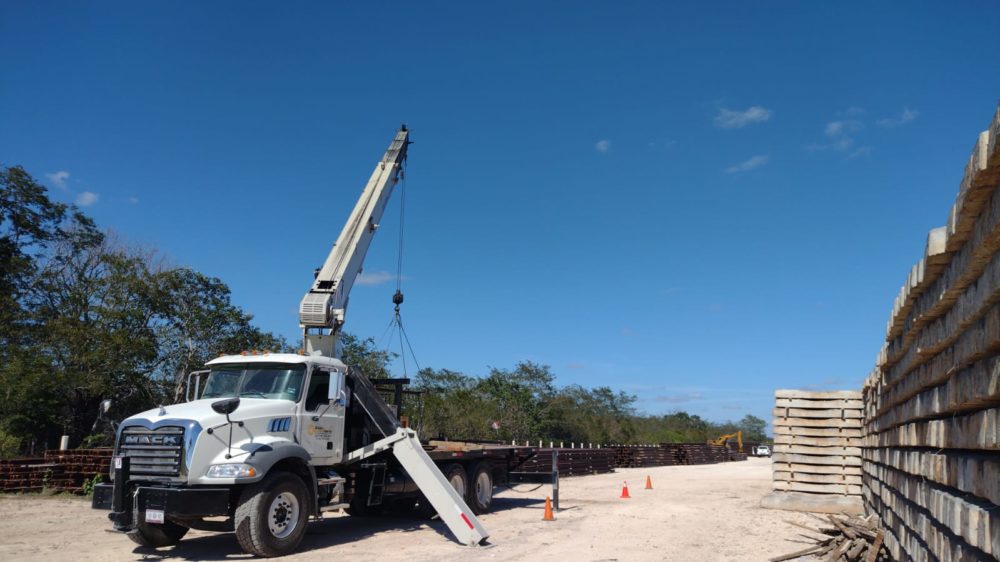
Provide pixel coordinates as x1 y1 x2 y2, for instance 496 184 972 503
3 2 1000 428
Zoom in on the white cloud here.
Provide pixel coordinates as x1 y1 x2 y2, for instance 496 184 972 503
648 138 677 150
877 107 919 128
75 191 99 207
45 171 70 190
128 197 140 204
714 106 772 129
595 139 610 154
848 146 873 159
653 392 704 404
807 120 864 152
824 120 862 137
725 154 769 174
356 271 403 286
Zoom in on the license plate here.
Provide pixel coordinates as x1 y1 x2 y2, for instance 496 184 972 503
145 509 165 524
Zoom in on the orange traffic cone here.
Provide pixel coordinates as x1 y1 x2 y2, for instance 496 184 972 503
645 475 653 490
542 496 555 521
620 480 631 499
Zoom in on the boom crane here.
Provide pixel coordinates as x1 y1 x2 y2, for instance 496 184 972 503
299 125 410 357
93 125 498 557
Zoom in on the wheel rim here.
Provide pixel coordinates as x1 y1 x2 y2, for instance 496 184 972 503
475 471 492 506
268 492 299 539
449 473 466 496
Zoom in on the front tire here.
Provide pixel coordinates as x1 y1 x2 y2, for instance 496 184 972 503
235 472 309 557
127 519 188 548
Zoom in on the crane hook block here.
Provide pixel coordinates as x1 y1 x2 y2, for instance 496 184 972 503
392 290 405 306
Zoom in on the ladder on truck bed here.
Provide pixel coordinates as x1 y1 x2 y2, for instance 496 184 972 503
345 428 490 546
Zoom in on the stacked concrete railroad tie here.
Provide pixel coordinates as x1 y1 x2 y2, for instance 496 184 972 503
861 103 1000 562
761 389 864 515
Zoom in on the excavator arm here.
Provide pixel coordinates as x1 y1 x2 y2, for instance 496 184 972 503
708 431 743 453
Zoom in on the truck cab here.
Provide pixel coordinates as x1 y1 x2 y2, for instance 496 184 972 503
94 354 354 555
115 353 348 487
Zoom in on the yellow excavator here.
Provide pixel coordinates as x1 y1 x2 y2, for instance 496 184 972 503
708 430 743 453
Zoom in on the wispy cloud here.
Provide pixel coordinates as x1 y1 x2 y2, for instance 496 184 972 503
877 107 918 128
808 119 863 152
75 191 99 207
621 327 636 337
356 271 405 286
566 362 585 370
652 392 704 404
714 106 772 129
848 146 873 159
45 171 70 190
647 138 677 150
595 139 610 154
128 196 140 204
725 154 769 174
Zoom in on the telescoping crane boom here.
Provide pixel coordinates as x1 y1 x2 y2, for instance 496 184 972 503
299 125 410 358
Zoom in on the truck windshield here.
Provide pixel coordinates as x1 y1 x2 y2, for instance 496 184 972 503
201 363 306 401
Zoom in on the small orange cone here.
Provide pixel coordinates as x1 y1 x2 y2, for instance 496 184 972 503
620 480 631 499
542 496 555 521
645 475 653 490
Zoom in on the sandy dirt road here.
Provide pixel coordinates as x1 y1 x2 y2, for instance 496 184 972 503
0 457 818 561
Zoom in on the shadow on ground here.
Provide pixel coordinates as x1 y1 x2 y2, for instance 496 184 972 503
131 497 545 560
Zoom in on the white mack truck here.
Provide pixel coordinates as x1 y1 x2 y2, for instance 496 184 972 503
92 126 546 557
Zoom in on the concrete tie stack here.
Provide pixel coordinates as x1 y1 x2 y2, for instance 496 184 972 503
862 103 1000 561
761 389 864 515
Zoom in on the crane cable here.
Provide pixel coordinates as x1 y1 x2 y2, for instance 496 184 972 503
379 161 422 376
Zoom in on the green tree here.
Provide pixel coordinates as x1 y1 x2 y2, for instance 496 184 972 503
738 414 768 442
0 166 290 452
339 333 396 379
158 267 290 402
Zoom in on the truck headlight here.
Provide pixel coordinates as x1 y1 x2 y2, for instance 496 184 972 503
206 463 257 478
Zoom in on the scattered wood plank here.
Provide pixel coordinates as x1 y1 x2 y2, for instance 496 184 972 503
774 514 890 562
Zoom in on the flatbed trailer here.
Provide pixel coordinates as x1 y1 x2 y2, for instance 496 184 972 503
418 440 559 512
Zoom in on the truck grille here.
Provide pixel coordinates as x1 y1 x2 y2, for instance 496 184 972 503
118 426 184 477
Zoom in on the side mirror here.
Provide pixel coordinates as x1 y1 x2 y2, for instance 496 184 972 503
211 397 241 416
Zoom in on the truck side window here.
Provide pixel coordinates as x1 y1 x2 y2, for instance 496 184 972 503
305 371 330 412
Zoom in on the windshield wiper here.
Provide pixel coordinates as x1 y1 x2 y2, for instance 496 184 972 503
239 391 267 398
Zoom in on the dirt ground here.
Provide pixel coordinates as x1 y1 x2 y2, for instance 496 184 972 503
0 457 819 561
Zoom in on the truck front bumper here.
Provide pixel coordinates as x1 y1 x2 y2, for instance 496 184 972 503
93 482 231 529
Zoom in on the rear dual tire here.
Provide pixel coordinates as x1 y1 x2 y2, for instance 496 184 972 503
420 462 494 516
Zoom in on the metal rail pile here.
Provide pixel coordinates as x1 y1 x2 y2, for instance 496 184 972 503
611 443 735 468
516 448 614 476
0 448 111 493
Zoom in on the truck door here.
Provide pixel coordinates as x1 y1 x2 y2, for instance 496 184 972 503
300 368 346 463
